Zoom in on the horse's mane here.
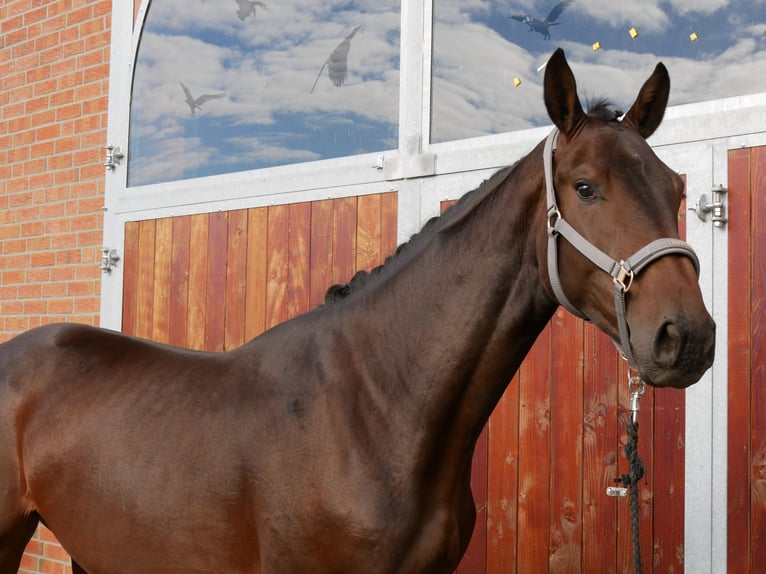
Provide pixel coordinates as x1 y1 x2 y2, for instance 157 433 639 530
323 99 623 305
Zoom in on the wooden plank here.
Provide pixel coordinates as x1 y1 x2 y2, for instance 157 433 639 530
245 208 268 340
121 221 140 336
356 194 383 272
225 209 248 350
151 217 173 344
516 325 552 572
582 328 619 574
266 204 290 329
486 374 520 574
169 216 191 348
381 192 398 258
727 147 752 574
652 385 685 573
136 220 156 341
287 202 311 319
548 309 583 573
750 145 766 571
205 211 228 352
186 214 209 350
332 196 358 285
309 199 334 308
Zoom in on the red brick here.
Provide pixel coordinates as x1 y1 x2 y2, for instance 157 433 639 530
35 123 60 140
30 251 54 267
18 283 41 299
23 6 48 26
48 299 73 314
42 281 67 297
53 167 78 184
24 300 47 314
29 173 54 192
26 267 51 282
49 89 75 107
55 102 81 121
42 541 71 562
5 316 30 332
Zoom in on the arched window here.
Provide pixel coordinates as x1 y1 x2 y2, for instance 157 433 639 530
128 0 401 187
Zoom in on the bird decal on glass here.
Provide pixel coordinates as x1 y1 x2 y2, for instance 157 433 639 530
509 0 574 40
180 82 225 117
235 0 268 22
310 25 362 94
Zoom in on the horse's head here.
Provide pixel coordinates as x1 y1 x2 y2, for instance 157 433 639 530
538 48 715 388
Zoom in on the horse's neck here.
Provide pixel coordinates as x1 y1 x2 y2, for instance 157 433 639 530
337 148 556 470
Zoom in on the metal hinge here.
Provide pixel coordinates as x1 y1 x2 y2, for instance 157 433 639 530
104 145 124 170
689 184 727 229
100 248 120 273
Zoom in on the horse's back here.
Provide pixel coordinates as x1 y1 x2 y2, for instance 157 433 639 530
0 323 266 572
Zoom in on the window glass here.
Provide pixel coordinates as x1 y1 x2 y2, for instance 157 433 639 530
128 0 400 187
432 0 766 143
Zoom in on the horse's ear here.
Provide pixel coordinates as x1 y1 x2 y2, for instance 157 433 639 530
544 48 585 137
622 62 670 139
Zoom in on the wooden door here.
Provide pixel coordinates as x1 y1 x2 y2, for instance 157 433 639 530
728 145 766 573
447 200 688 574
121 194 397 348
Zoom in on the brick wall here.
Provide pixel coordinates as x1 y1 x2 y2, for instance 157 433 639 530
0 0 111 571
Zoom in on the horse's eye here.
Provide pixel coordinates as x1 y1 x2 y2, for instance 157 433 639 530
575 182 596 200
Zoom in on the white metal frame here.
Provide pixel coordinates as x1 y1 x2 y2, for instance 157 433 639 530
104 1 766 571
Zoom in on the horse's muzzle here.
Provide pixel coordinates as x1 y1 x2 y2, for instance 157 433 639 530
642 313 716 388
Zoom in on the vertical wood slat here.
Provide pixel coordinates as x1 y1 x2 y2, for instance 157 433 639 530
486 374 520 574
245 208 268 341
187 214 209 350
310 200 334 309
152 218 173 344
122 222 140 336
548 310 583 573
516 326 552 573
750 146 766 571
205 212 228 352
266 205 289 330
582 329 619 574
287 203 311 319
169 216 191 347
225 210 248 350
136 220 156 341
727 147 752 574
333 196 358 286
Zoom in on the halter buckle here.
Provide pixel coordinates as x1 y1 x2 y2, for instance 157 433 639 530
613 261 634 293
547 207 561 235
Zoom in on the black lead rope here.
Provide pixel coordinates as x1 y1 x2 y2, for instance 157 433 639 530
614 418 645 574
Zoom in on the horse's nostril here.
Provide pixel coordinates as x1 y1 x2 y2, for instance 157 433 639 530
653 321 682 368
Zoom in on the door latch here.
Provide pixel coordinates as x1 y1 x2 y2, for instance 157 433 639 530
689 184 727 228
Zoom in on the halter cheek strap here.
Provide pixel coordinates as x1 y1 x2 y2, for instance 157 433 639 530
543 129 700 367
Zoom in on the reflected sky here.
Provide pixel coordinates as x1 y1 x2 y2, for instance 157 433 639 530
432 0 766 142
128 0 401 186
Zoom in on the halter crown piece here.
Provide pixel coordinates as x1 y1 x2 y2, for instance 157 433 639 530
543 129 700 367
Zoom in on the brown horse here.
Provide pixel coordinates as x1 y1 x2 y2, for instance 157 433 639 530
0 49 714 574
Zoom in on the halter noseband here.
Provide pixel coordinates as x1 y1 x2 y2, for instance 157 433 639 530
543 129 700 367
